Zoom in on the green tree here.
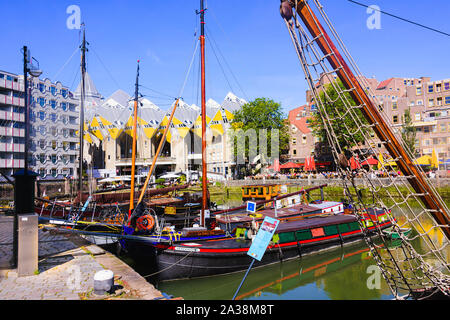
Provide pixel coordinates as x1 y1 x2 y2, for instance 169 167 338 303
230 97 289 165
401 108 417 156
309 80 370 151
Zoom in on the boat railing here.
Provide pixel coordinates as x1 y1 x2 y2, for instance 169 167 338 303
215 184 328 216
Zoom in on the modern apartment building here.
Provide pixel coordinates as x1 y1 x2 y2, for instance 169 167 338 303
79 72 247 181
28 76 80 179
0 68 81 179
0 70 25 177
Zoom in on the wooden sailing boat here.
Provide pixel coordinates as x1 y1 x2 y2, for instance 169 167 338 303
35 29 194 240
36 25 195 218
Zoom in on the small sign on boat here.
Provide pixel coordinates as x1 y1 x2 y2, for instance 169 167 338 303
81 196 92 213
246 201 256 213
247 216 279 261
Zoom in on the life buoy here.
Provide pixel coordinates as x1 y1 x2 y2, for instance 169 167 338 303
136 215 155 232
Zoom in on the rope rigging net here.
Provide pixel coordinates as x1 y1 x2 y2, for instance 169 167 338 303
280 0 450 299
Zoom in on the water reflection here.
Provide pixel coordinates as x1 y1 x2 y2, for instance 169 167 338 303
156 241 395 300
109 202 449 300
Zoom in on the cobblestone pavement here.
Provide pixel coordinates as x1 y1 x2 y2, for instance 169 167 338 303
0 214 166 300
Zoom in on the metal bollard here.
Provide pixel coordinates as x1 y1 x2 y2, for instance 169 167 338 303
93 269 114 295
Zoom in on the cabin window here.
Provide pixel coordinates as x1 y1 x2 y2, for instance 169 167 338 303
324 225 338 236
348 222 360 231
296 230 312 241
338 223 350 233
279 232 296 243
311 228 325 238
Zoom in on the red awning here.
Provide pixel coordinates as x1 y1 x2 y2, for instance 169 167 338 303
350 156 361 170
268 159 281 172
360 158 378 166
304 156 316 171
309 157 316 171
280 162 301 169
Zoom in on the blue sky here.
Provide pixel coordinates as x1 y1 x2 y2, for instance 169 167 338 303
1 0 449 114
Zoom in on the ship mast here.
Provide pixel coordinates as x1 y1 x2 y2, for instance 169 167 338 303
199 0 207 227
78 25 87 204
129 60 140 216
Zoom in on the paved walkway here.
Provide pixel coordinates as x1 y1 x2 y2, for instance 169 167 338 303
0 214 168 300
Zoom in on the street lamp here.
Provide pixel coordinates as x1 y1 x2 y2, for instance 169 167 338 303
11 46 42 268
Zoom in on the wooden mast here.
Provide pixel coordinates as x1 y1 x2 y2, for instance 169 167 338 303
199 0 207 227
288 0 450 240
133 98 181 211
129 60 140 216
78 25 87 204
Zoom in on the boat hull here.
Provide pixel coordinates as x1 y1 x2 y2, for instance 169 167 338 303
127 214 393 281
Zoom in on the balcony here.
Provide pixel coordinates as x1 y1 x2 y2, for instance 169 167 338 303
0 93 24 107
0 110 25 122
0 158 24 168
0 143 25 152
115 156 176 166
0 79 24 92
0 126 25 137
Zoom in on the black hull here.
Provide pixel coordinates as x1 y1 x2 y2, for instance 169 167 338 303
122 211 393 282
153 231 366 281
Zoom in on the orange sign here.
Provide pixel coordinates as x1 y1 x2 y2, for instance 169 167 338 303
311 227 325 237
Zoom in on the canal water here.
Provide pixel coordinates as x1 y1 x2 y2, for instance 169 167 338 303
111 201 450 300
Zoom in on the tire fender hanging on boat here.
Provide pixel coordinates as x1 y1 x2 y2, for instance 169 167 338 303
136 214 155 232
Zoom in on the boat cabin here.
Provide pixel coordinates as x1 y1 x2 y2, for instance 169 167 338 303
215 203 323 233
242 184 281 201
308 201 344 214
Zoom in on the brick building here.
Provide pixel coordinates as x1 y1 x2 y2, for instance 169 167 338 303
288 75 450 168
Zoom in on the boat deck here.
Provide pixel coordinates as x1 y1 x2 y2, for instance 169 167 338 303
215 203 322 224
170 214 359 251
276 214 357 233
145 197 185 206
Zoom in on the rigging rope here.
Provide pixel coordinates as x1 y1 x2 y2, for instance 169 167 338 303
283 0 450 299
